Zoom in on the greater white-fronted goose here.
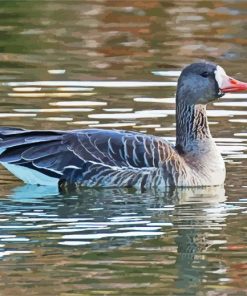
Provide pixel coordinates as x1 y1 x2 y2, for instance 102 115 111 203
0 62 247 189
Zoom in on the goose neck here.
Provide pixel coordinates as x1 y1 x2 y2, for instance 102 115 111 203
175 102 211 153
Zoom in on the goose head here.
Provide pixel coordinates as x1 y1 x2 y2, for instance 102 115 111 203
176 62 247 105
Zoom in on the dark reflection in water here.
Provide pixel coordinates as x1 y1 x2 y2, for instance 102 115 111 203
0 0 247 295
0 185 246 295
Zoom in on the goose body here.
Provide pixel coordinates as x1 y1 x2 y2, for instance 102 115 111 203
0 62 247 189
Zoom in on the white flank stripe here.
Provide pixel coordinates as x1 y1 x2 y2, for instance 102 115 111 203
1 163 59 186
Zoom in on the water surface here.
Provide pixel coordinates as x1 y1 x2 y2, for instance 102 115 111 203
0 1 247 295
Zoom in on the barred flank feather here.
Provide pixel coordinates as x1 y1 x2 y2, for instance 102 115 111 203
0 128 179 188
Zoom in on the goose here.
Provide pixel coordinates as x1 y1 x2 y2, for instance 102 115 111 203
0 61 247 190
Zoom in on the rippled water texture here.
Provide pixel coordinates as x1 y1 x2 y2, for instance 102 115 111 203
0 1 247 295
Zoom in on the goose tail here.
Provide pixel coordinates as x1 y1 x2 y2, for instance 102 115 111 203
0 127 64 185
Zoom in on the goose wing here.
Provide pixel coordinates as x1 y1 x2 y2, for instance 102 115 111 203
0 128 175 185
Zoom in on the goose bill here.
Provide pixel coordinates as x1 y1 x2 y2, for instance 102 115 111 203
220 75 247 93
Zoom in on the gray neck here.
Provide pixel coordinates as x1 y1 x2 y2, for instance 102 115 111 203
175 100 211 153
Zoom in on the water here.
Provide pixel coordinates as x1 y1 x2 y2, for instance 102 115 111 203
0 0 247 295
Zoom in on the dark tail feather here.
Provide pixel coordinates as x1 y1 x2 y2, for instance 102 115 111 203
0 127 26 135
0 127 64 149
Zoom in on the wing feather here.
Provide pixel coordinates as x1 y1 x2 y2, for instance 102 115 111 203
0 127 175 186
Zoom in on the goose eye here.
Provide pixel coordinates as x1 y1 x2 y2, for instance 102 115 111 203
200 71 209 78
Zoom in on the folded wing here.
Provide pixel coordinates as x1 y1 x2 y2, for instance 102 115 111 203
0 127 174 186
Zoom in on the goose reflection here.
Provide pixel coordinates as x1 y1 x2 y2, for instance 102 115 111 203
172 188 227 293
1 184 227 293
6 184 226 244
